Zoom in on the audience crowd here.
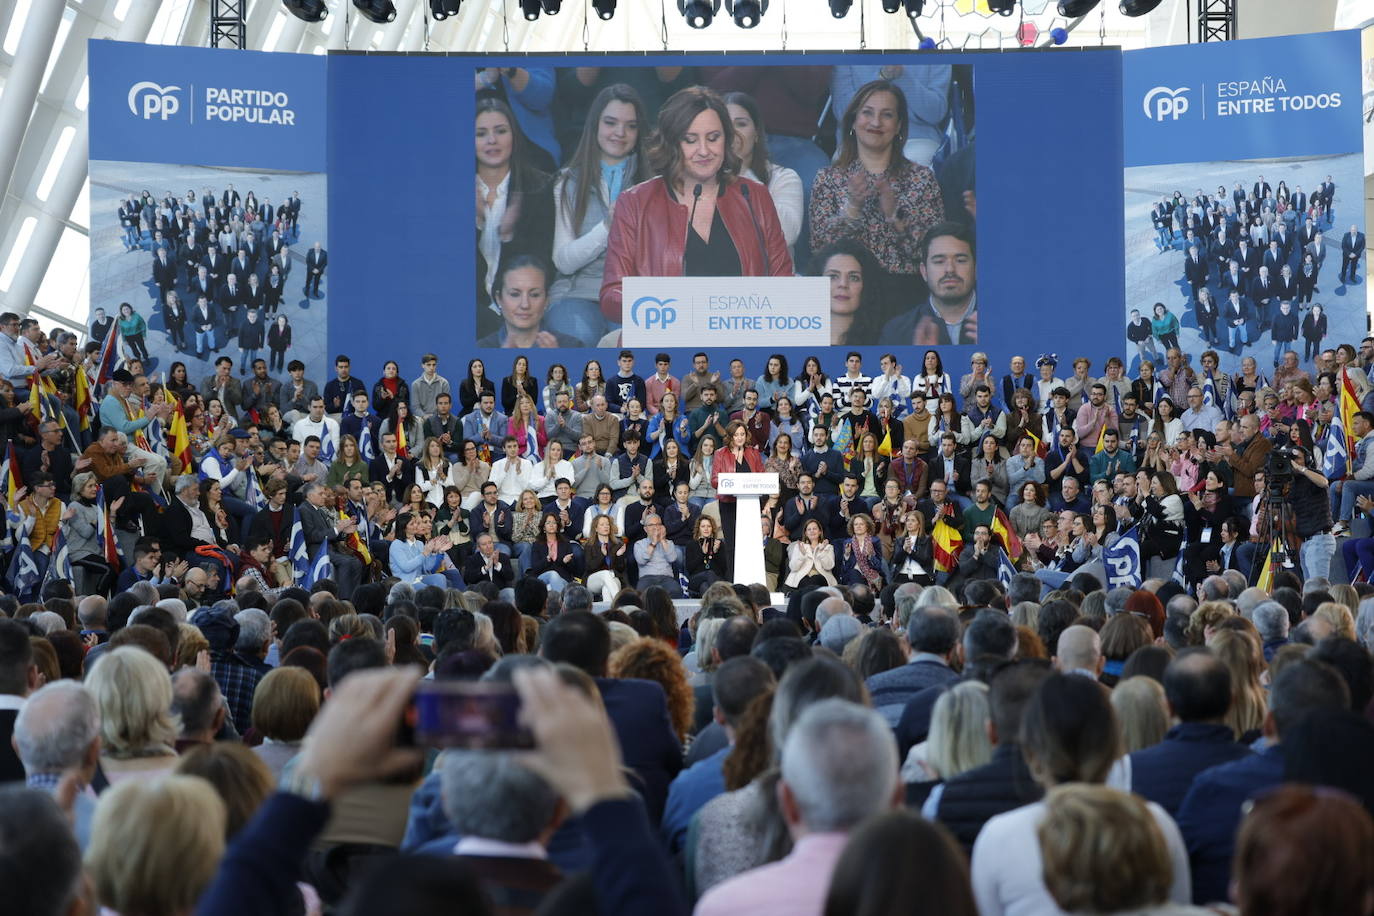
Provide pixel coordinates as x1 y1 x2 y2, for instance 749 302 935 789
3 300 1374 912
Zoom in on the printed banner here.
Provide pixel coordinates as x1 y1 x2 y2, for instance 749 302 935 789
621 277 829 347
1123 31 1365 382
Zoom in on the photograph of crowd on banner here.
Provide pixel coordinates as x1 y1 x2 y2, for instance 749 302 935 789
89 162 329 391
1124 153 1365 380
471 63 976 349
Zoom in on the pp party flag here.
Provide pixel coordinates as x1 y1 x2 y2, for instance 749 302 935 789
1101 524 1144 589
877 427 892 458
4 542 42 596
244 466 267 510
1172 538 1188 587
289 506 310 584
523 424 540 461
304 539 334 589
358 421 376 462
931 517 964 573
43 528 72 587
996 547 1018 588
991 507 1022 561
1323 392 1349 481
1201 373 1219 411
321 425 338 462
95 485 121 568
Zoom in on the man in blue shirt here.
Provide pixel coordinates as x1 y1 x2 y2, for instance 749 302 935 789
661 656 775 854
1175 658 1351 905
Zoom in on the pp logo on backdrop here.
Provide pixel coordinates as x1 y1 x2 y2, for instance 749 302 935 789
630 296 679 331
128 82 182 121
1142 86 1190 122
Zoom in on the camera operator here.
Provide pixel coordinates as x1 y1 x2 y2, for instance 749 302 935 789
1277 443 1335 581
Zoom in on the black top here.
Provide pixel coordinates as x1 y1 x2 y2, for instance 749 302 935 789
684 209 742 278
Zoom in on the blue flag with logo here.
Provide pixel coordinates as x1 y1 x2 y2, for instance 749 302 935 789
5 542 42 596
996 547 1018 588
1101 524 1144 589
43 529 72 587
358 421 376 462
1201 373 1219 411
1173 538 1189 588
305 539 334 589
320 425 336 462
289 506 310 583
1323 399 1349 481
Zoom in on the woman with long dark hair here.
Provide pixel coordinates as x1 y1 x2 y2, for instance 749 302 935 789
458 358 497 415
811 239 885 346
550 84 653 346
600 85 794 325
723 91 803 249
475 96 554 341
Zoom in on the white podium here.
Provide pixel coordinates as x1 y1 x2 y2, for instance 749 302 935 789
716 473 779 588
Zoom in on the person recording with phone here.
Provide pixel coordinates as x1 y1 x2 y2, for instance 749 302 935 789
599 86 794 327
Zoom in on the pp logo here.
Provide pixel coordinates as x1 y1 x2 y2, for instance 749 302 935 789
630 296 678 330
1142 86 1190 122
128 82 182 121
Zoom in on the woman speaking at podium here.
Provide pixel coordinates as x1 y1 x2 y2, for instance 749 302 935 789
599 86 795 328
711 419 766 549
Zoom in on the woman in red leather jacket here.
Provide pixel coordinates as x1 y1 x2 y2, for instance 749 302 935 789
599 85 795 325
712 418 766 548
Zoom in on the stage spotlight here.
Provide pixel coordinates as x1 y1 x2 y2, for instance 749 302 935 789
283 0 328 21
353 0 397 22
829 0 851 17
593 0 616 16
520 0 541 17
541 0 562 13
901 0 923 15
1057 0 1100 14
679 0 719 27
429 0 462 17
724 0 765 27
987 0 1015 13
1119 0 1162 14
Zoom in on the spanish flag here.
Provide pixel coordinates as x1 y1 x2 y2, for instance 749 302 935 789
168 400 192 471
1094 422 1107 454
3 443 21 507
1025 428 1048 460
991 507 1023 561
73 365 92 431
340 510 372 565
932 517 964 573
396 420 409 459
1339 368 1360 459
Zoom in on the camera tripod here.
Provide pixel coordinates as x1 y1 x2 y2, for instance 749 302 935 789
1251 484 1300 587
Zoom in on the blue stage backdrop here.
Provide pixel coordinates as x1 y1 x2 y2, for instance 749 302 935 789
326 51 1124 386
87 40 329 387
1122 31 1365 379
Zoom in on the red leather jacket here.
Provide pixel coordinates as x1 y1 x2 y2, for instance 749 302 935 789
599 175 795 321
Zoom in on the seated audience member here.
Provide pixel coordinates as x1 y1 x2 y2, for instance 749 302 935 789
12 680 101 847
865 603 961 726
694 700 899 916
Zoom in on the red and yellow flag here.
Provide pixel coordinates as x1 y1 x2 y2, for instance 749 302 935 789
1255 539 1282 592
932 517 964 573
168 400 192 471
1339 368 1360 459
396 420 409 459
877 427 892 458
3 443 22 507
991 507 1023 561
74 366 92 431
1025 428 1048 460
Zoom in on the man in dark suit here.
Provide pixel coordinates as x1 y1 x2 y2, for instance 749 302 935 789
241 233 260 271
1233 239 1260 277
1209 228 1233 275
201 187 217 216
305 242 328 297
221 184 240 209
1128 650 1251 817
272 247 292 284
217 275 243 334
241 274 265 315
297 481 362 599
1251 176 1270 200
202 247 226 293
0 619 40 782
1222 289 1250 354
267 230 286 260
1291 187 1308 215
191 294 221 359
1299 217 1319 249
1261 239 1286 276
470 485 514 551
1219 258 1247 298
927 433 972 499
1305 231 1327 285
1319 176 1336 208
259 198 276 228
1270 222 1292 261
1248 267 1277 330
230 248 254 287
827 475 870 540
1340 224 1365 283
151 248 177 297
1275 264 1299 303
800 425 845 496
539 611 683 824
462 532 515 584
179 232 206 279
865 603 961 726
782 473 830 540
158 475 217 556
1183 245 1209 298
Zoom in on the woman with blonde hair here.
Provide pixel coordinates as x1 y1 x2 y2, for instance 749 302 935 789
87 775 227 916
85 646 180 784
903 681 992 786
1209 628 1267 740
581 513 627 601
1111 676 1170 754
1313 600 1357 640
